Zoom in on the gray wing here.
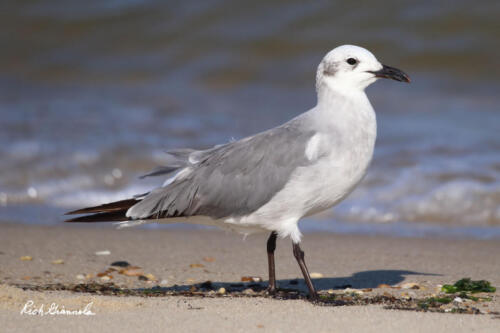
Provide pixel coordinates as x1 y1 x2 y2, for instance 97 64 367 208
127 122 316 220
139 149 196 179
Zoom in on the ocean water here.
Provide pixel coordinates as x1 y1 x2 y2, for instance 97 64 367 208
1 1 499 238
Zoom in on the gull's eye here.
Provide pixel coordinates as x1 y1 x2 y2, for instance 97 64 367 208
347 58 357 65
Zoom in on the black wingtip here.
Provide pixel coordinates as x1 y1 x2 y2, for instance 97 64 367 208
64 216 85 222
64 198 139 216
64 215 92 222
64 208 87 215
64 210 129 223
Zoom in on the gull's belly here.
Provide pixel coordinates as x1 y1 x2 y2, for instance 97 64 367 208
237 134 376 227
293 120 377 217
301 143 374 216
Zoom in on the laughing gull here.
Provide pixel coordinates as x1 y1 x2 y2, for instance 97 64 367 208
66 45 410 299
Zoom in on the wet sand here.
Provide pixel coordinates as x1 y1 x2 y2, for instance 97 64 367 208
0 223 499 332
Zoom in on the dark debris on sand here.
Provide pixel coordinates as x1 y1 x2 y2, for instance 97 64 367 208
12 282 498 316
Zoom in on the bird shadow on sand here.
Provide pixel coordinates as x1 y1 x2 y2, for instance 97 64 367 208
141 269 441 294
306 269 440 291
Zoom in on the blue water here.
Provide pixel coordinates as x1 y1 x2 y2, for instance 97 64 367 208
0 1 499 239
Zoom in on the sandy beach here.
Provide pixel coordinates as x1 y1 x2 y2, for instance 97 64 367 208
0 223 499 332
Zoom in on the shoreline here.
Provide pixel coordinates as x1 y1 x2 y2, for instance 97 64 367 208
1 223 499 332
3 212 500 241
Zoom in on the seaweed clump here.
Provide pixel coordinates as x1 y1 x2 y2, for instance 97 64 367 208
442 278 496 294
417 297 452 310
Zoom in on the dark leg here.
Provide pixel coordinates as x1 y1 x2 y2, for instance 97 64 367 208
266 231 278 294
292 242 318 299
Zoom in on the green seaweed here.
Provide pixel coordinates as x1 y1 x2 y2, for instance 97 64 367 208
442 278 496 294
319 294 335 301
417 296 452 310
459 292 478 301
436 297 453 304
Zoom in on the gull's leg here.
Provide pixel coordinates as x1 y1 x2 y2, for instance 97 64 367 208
292 242 318 299
266 231 278 294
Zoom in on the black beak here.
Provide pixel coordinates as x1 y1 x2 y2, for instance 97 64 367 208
370 64 410 83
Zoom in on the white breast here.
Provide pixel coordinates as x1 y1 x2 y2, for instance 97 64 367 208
236 94 376 224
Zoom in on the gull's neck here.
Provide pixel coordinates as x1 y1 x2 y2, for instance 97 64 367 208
309 79 377 140
315 80 371 113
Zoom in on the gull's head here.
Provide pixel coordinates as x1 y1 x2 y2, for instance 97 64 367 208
316 45 410 96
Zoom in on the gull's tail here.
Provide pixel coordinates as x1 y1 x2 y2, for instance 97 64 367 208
64 198 140 223
64 147 211 223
